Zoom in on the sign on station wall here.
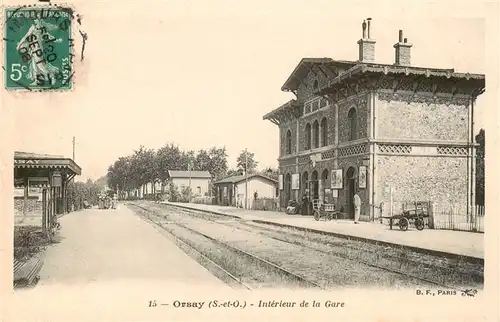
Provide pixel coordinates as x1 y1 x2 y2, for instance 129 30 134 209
359 166 367 189
331 169 343 189
291 174 300 190
52 172 62 187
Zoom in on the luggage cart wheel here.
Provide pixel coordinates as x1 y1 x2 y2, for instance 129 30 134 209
415 217 425 231
398 217 409 231
314 211 320 221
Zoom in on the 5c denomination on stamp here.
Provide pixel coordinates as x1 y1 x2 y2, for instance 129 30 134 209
4 5 74 91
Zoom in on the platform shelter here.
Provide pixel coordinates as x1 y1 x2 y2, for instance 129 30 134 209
14 151 81 233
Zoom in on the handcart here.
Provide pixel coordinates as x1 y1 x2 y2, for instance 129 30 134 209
381 201 430 231
313 200 339 221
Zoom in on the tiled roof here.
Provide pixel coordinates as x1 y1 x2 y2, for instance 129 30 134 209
214 173 278 185
15 151 65 159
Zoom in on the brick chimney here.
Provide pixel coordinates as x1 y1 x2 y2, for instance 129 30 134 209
357 18 376 62
393 30 413 66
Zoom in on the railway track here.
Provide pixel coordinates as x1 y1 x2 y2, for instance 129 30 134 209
130 201 482 290
133 204 251 290
128 203 321 290
221 220 480 290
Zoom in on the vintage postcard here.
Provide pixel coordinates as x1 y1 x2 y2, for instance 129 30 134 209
0 0 498 321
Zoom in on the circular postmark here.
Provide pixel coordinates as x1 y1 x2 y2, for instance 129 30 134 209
3 4 85 91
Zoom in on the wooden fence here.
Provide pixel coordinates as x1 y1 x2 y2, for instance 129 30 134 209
192 196 214 205
252 198 279 211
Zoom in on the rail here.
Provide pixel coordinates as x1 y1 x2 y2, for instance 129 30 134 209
160 201 483 289
129 202 321 290
128 203 251 290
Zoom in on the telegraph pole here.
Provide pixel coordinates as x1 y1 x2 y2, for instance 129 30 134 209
72 136 76 161
245 148 248 209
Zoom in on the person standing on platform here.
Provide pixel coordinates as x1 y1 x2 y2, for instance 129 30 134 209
301 189 310 215
353 190 361 224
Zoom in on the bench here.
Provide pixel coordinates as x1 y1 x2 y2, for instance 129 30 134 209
13 256 44 288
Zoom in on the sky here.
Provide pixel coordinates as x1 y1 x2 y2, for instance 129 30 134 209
3 0 494 182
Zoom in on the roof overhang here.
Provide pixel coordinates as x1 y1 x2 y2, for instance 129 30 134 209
281 58 357 92
14 151 82 175
263 99 302 125
315 63 485 98
234 174 277 185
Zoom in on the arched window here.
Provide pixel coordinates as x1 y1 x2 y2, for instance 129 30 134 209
348 108 358 141
322 169 329 182
285 130 292 155
305 123 312 150
321 118 328 147
313 79 319 90
313 120 320 149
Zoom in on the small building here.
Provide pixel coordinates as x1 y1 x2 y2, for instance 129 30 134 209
214 174 278 209
14 151 81 233
166 170 212 197
263 20 485 221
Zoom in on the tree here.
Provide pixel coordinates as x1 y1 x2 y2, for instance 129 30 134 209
66 179 102 211
157 143 183 186
180 186 192 203
193 147 229 179
179 150 196 170
236 150 258 174
207 147 228 179
475 129 485 206
167 182 180 202
261 167 279 180
104 143 229 199
194 149 211 171
225 168 243 177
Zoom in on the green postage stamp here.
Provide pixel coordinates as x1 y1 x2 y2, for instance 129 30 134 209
4 6 74 90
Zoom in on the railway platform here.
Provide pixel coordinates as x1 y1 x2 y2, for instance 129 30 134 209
163 202 484 260
28 206 229 288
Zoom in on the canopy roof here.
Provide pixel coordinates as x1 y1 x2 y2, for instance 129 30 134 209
14 151 82 175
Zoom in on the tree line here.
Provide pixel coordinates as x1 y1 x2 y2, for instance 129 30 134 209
66 178 106 210
106 143 278 197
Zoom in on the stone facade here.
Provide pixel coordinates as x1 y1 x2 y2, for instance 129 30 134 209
376 93 469 141
279 119 298 157
376 155 468 214
265 29 484 221
338 94 369 143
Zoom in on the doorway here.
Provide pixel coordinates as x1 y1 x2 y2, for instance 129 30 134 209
310 170 319 200
284 173 292 205
346 167 356 220
302 172 309 196
321 169 330 203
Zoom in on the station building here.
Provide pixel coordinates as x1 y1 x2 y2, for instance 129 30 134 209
263 20 485 221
